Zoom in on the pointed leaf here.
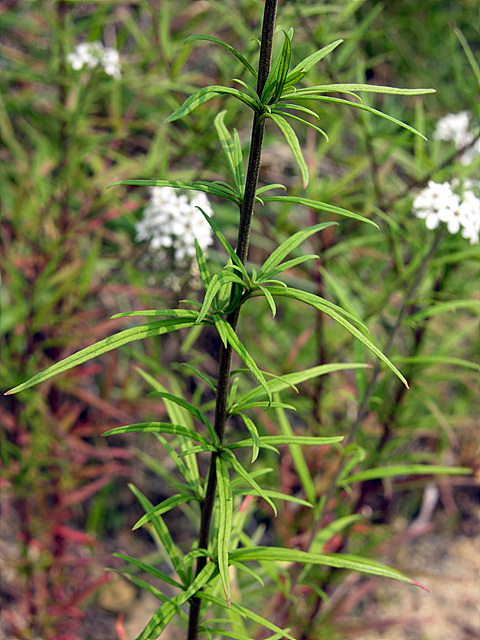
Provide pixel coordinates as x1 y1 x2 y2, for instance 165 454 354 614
133 493 195 530
290 83 436 96
230 547 427 589
128 484 185 581
109 178 242 205
195 240 211 292
272 108 329 140
237 413 260 462
214 111 241 192
224 451 277 516
345 464 471 485
6 318 196 395
197 592 296 640
267 113 309 187
283 95 430 140
216 456 233 606
258 222 336 279
286 39 344 84
196 270 246 324
185 35 258 78
216 318 272 403
271 287 409 387
149 391 218 446
261 195 378 227
165 85 258 123
237 363 370 406
103 422 209 444
113 553 184 589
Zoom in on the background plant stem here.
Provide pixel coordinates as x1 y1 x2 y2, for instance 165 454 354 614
187 2 278 638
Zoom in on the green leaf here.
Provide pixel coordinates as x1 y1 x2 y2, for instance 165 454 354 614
258 222 336 280
261 195 378 227
6 318 197 395
149 391 219 446
236 363 370 407
216 456 233 606
308 515 363 554
255 183 287 196
393 355 480 372
258 255 319 282
215 318 272 403
230 547 427 589
234 489 313 508
282 94 430 140
406 300 480 323
195 240 211 292
274 404 317 506
112 553 184 590
285 39 343 85
267 113 309 187
344 464 472 485
132 493 195 530
184 34 258 78
136 562 217 640
224 450 277 516
288 83 436 96
272 108 329 140
258 285 277 318
270 287 409 388
165 85 259 123
179 361 217 392
261 30 291 104
128 484 185 582
214 111 242 193
103 422 209 444
236 413 260 462
229 435 343 448
197 592 296 640
109 178 242 206
196 270 246 324
196 208 247 274
111 309 199 320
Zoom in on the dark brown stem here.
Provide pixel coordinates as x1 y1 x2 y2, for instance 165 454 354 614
187 3 278 638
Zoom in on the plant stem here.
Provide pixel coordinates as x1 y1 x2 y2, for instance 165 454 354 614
187 2 278 638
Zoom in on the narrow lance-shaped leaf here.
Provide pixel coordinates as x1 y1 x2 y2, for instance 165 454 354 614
214 111 241 193
261 195 379 228
285 39 344 85
344 464 471 485
224 450 277 516
165 85 259 123
215 317 272 403
6 318 197 395
280 95 430 140
216 456 233 607
184 34 258 79
103 422 209 444
230 547 427 590
109 178 242 206
258 222 336 279
196 270 246 325
270 287 409 388
287 83 436 96
267 113 309 188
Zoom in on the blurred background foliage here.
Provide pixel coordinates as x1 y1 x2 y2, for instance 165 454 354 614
0 1 478 639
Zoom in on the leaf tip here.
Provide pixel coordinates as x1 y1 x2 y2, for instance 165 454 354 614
412 579 429 592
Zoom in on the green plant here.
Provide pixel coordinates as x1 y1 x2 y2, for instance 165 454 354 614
6 2 475 640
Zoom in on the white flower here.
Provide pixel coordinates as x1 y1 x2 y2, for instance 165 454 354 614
67 41 121 78
135 187 214 266
412 179 480 245
433 111 480 166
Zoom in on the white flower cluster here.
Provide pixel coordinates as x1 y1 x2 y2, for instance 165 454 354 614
67 42 121 79
433 111 480 165
135 187 214 263
412 179 480 245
